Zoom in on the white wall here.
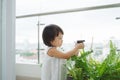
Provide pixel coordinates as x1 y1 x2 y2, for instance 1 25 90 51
0 0 15 80
16 64 41 78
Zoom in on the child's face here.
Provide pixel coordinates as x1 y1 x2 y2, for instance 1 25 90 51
51 32 63 47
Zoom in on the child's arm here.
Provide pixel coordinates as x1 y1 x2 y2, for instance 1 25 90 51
47 43 84 59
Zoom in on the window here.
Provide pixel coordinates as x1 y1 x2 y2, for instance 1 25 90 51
16 0 120 64
16 17 38 64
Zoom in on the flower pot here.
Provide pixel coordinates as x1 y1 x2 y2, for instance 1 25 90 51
67 76 73 80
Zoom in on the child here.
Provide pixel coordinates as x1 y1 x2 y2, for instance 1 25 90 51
41 24 84 80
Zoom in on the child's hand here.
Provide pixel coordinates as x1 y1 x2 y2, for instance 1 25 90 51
75 43 84 49
74 43 84 56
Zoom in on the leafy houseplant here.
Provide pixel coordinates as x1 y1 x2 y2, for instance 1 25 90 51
65 40 120 80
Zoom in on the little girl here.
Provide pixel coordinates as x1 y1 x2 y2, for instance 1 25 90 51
41 24 84 80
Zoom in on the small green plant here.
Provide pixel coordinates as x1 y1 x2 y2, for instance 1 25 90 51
65 40 120 80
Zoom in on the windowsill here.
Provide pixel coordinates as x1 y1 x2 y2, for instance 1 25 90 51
16 63 41 78
16 76 40 80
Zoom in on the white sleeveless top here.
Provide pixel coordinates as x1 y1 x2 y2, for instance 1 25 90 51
41 47 67 80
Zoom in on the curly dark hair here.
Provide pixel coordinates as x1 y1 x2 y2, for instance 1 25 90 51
42 24 64 47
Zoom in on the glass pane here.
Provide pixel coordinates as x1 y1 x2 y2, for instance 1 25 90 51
40 8 120 42
16 17 38 64
39 7 120 61
16 7 120 64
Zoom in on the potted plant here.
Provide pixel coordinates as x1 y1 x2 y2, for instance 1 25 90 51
65 40 120 80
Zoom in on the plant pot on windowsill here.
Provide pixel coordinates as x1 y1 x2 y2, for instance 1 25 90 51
67 75 73 80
